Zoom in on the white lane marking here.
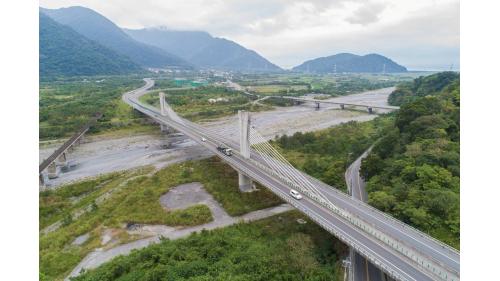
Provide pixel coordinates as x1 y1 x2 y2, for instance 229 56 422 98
316 170 459 266
124 80 458 274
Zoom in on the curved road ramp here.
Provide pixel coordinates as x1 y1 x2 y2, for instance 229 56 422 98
122 79 459 281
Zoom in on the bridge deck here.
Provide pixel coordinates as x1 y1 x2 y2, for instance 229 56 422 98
39 113 102 173
275 96 400 110
122 79 459 281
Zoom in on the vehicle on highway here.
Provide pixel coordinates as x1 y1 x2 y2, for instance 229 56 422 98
217 145 233 156
201 137 207 142
289 189 302 200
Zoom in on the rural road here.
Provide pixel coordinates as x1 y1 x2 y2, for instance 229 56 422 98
346 147 390 281
66 195 293 280
123 78 458 281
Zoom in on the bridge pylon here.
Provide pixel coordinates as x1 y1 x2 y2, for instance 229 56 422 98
159 92 173 134
159 92 167 116
238 110 255 192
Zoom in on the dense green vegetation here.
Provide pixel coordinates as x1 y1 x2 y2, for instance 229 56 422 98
40 158 282 280
39 76 150 140
41 7 190 69
40 13 142 79
273 119 390 191
72 211 346 281
388 72 459 106
140 86 270 121
262 97 297 107
361 73 460 248
39 73 421 140
271 72 460 248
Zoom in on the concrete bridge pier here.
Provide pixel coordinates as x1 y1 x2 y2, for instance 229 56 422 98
39 173 46 186
160 124 172 133
340 104 345 110
368 107 373 114
315 102 320 109
238 110 255 192
56 151 67 164
56 152 69 172
47 162 59 179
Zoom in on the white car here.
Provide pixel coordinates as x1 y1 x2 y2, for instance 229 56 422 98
289 189 302 200
201 137 207 142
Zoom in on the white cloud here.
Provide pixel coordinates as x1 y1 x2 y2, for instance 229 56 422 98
346 2 387 25
39 0 459 70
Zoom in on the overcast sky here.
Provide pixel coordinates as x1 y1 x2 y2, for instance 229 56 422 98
40 0 459 70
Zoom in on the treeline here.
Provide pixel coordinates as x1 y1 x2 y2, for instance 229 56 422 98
361 72 460 248
272 72 460 248
274 119 390 191
311 78 397 97
40 13 142 80
388 71 459 106
70 212 345 281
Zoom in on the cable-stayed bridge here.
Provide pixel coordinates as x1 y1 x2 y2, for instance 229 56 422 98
123 79 459 281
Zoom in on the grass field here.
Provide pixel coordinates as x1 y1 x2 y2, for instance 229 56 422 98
140 86 271 121
39 75 215 141
235 72 428 97
70 211 347 281
40 157 283 280
39 76 151 140
248 84 309 94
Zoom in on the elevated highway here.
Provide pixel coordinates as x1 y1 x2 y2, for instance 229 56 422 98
123 79 459 281
39 113 102 185
271 95 399 113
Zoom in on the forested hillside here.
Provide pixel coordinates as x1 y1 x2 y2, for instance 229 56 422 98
293 53 407 73
362 73 460 248
126 28 282 72
272 72 460 248
41 6 190 68
274 119 389 191
39 13 141 79
388 71 459 106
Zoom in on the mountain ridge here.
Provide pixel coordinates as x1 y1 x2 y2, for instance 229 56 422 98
293 53 407 73
39 12 142 79
125 27 282 72
40 6 191 69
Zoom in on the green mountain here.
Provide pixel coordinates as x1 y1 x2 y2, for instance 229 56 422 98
293 53 407 73
361 72 460 247
124 27 282 72
388 72 460 106
39 13 142 78
41 6 190 69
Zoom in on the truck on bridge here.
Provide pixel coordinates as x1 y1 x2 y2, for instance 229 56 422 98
217 144 233 156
